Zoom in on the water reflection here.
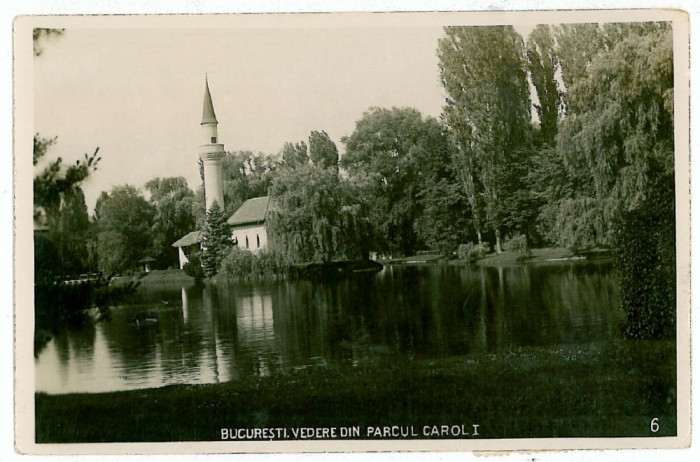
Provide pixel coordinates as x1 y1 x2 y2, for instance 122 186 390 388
35 261 623 394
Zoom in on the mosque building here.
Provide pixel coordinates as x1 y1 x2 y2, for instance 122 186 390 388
172 78 270 269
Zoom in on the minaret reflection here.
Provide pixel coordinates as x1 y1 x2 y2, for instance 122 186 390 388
194 283 277 381
181 286 189 323
201 285 223 383
234 288 275 377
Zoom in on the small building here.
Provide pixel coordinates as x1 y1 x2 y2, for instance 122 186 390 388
138 257 157 273
172 231 203 269
227 196 270 253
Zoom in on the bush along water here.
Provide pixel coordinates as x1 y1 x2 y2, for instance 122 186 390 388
457 242 490 262
504 234 532 259
218 247 289 281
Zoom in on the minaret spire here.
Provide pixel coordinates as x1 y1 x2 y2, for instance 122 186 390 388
202 75 218 125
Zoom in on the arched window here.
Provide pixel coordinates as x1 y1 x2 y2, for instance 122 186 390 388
257 234 260 248
245 236 249 249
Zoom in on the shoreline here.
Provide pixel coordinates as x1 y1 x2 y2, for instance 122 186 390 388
381 248 613 268
121 248 613 287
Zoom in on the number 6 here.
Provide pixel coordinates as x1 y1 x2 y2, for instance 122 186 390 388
650 418 659 432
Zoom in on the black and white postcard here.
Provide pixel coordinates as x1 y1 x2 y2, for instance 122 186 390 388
13 9 691 455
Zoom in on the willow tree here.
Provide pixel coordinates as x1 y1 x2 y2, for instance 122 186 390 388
267 165 345 264
145 177 196 269
438 26 532 252
549 23 674 246
268 129 363 264
556 23 675 338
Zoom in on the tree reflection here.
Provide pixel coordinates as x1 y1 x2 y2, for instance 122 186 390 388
36 262 623 394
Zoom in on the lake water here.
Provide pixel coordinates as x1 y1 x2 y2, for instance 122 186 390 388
35 261 623 394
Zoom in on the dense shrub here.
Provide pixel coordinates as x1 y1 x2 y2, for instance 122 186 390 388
219 247 288 280
504 234 531 257
182 251 204 282
614 175 676 340
457 242 489 262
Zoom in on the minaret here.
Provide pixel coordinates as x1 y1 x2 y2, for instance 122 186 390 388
199 77 225 212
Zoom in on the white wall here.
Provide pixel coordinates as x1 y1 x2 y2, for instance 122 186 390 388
231 224 268 253
178 247 189 269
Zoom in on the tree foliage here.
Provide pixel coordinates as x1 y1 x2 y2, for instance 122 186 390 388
34 135 100 277
145 177 196 268
526 25 562 145
438 26 533 251
33 28 64 57
267 165 346 264
221 151 280 214
615 174 675 339
559 24 673 206
342 107 451 256
268 130 366 264
281 141 309 168
34 135 100 221
95 185 155 274
414 171 472 256
309 130 339 171
540 23 674 250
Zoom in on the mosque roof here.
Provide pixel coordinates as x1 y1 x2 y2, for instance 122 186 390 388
172 231 203 247
227 196 270 226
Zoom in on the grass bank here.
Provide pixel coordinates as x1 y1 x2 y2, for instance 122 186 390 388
475 247 575 266
114 269 196 286
447 248 612 267
378 254 444 265
36 340 675 443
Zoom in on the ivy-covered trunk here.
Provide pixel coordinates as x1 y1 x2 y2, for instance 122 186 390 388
615 174 676 340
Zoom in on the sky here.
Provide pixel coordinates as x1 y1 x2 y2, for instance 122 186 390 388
34 24 455 211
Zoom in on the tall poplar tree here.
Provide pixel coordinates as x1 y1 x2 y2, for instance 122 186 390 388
438 26 532 252
527 24 562 146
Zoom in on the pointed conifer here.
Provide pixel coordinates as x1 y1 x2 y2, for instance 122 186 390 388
201 200 231 277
